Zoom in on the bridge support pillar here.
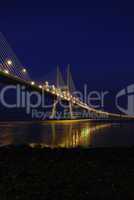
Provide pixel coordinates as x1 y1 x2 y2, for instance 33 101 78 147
50 99 58 119
69 102 73 119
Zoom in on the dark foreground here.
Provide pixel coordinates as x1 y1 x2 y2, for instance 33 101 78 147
1 146 134 200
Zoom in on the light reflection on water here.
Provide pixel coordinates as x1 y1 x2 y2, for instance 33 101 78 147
0 121 134 148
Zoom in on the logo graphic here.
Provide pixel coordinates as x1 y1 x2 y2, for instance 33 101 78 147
116 84 134 116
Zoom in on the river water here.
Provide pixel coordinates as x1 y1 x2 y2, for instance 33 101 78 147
0 121 134 148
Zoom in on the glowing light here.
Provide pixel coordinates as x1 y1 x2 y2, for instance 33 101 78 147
72 97 76 103
52 85 56 93
6 60 12 66
39 85 43 89
63 92 67 98
72 97 76 104
4 70 9 74
45 81 49 86
52 85 55 89
31 81 35 85
22 68 27 73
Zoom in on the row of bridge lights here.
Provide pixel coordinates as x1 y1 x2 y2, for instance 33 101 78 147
2 60 133 118
2 59 89 106
3 61 78 103
30 80 82 104
3 59 12 74
3 61 131 116
1 59 27 75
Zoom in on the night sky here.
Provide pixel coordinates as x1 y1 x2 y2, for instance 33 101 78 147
0 0 134 92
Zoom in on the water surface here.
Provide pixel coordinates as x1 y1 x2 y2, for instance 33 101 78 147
0 121 134 148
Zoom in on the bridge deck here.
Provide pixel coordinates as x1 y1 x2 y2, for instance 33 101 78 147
0 70 134 121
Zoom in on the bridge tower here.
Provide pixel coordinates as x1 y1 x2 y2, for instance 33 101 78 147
51 64 76 119
51 64 66 119
67 64 74 119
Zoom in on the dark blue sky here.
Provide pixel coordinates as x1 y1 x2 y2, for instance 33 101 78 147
0 0 134 91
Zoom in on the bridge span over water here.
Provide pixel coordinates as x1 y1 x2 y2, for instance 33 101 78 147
0 33 133 121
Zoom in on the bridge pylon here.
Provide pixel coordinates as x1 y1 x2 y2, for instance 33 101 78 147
51 64 76 119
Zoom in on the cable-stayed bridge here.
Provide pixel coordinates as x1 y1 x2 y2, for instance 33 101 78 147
0 33 133 121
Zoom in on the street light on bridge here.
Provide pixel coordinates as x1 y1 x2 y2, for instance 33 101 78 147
44 81 49 87
38 85 43 89
44 81 49 91
4 69 9 74
6 59 12 66
31 81 35 85
22 68 27 73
